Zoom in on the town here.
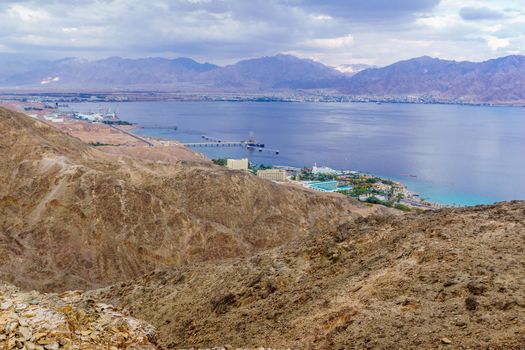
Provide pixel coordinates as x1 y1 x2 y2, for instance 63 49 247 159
0 90 509 107
214 158 445 211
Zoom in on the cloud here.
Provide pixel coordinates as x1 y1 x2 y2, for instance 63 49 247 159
486 36 511 51
306 35 354 50
7 4 50 22
0 0 521 67
460 7 505 21
298 0 440 20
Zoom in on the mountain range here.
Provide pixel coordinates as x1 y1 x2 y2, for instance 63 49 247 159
1 54 524 103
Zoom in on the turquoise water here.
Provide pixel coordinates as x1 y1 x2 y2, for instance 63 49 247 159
64 101 525 206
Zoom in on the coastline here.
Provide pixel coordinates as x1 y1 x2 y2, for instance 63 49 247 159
133 127 446 211
7 100 508 208
1 90 525 108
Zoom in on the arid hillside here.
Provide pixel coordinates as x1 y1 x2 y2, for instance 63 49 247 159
97 201 525 349
0 108 367 292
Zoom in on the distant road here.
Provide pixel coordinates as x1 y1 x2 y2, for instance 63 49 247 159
108 125 154 147
400 198 438 210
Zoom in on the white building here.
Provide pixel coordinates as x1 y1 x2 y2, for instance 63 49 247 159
43 114 64 123
312 163 339 175
226 158 249 171
76 112 104 122
359 194 388 202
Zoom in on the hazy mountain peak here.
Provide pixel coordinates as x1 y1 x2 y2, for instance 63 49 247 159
344 54 525 102
200 53 344 89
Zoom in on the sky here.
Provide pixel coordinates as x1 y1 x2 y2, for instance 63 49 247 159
0 0 523 67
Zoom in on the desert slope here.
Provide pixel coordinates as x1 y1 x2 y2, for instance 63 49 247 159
0 108 364 292
98 201 525 349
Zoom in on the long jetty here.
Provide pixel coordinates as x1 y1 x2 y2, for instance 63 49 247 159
183 134 279 154
183 141 280 154
182 142 245 147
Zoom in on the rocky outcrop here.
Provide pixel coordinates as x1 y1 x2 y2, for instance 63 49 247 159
0 283 158 349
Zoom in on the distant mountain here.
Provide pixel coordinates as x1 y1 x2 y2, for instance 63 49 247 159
0 56 219 88
199 54 346 89
343 55 525 103
0 54 345 90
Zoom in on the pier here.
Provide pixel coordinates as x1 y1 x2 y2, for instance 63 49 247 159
183 133 279 154
183 142 245 147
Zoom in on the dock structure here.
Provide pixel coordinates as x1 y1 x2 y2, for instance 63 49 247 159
182 141 245 147
182 141 279 154
182 133 279 154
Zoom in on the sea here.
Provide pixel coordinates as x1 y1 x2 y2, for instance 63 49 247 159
64 101 525 206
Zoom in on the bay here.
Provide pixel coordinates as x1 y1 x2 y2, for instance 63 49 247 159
65 101 525 206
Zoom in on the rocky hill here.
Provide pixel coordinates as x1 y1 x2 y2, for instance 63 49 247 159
0 108 364 292
97 201 525 349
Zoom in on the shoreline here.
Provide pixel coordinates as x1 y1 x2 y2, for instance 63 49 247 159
5 101 501 209
1 91 525 108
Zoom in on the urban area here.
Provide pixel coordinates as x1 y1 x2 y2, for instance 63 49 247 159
214 158 444 211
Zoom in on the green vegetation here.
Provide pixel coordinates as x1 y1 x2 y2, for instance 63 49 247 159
102 120 133 126
364 196 396 207
258 164 273 170
212 158 227 166
394 203 412 212
89 142 116 147
298 170 336 182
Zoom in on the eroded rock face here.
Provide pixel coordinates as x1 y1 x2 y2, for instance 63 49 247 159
0 108 364 292
0 283 158 349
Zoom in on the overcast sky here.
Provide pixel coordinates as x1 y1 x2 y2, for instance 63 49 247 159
0 0 523 66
